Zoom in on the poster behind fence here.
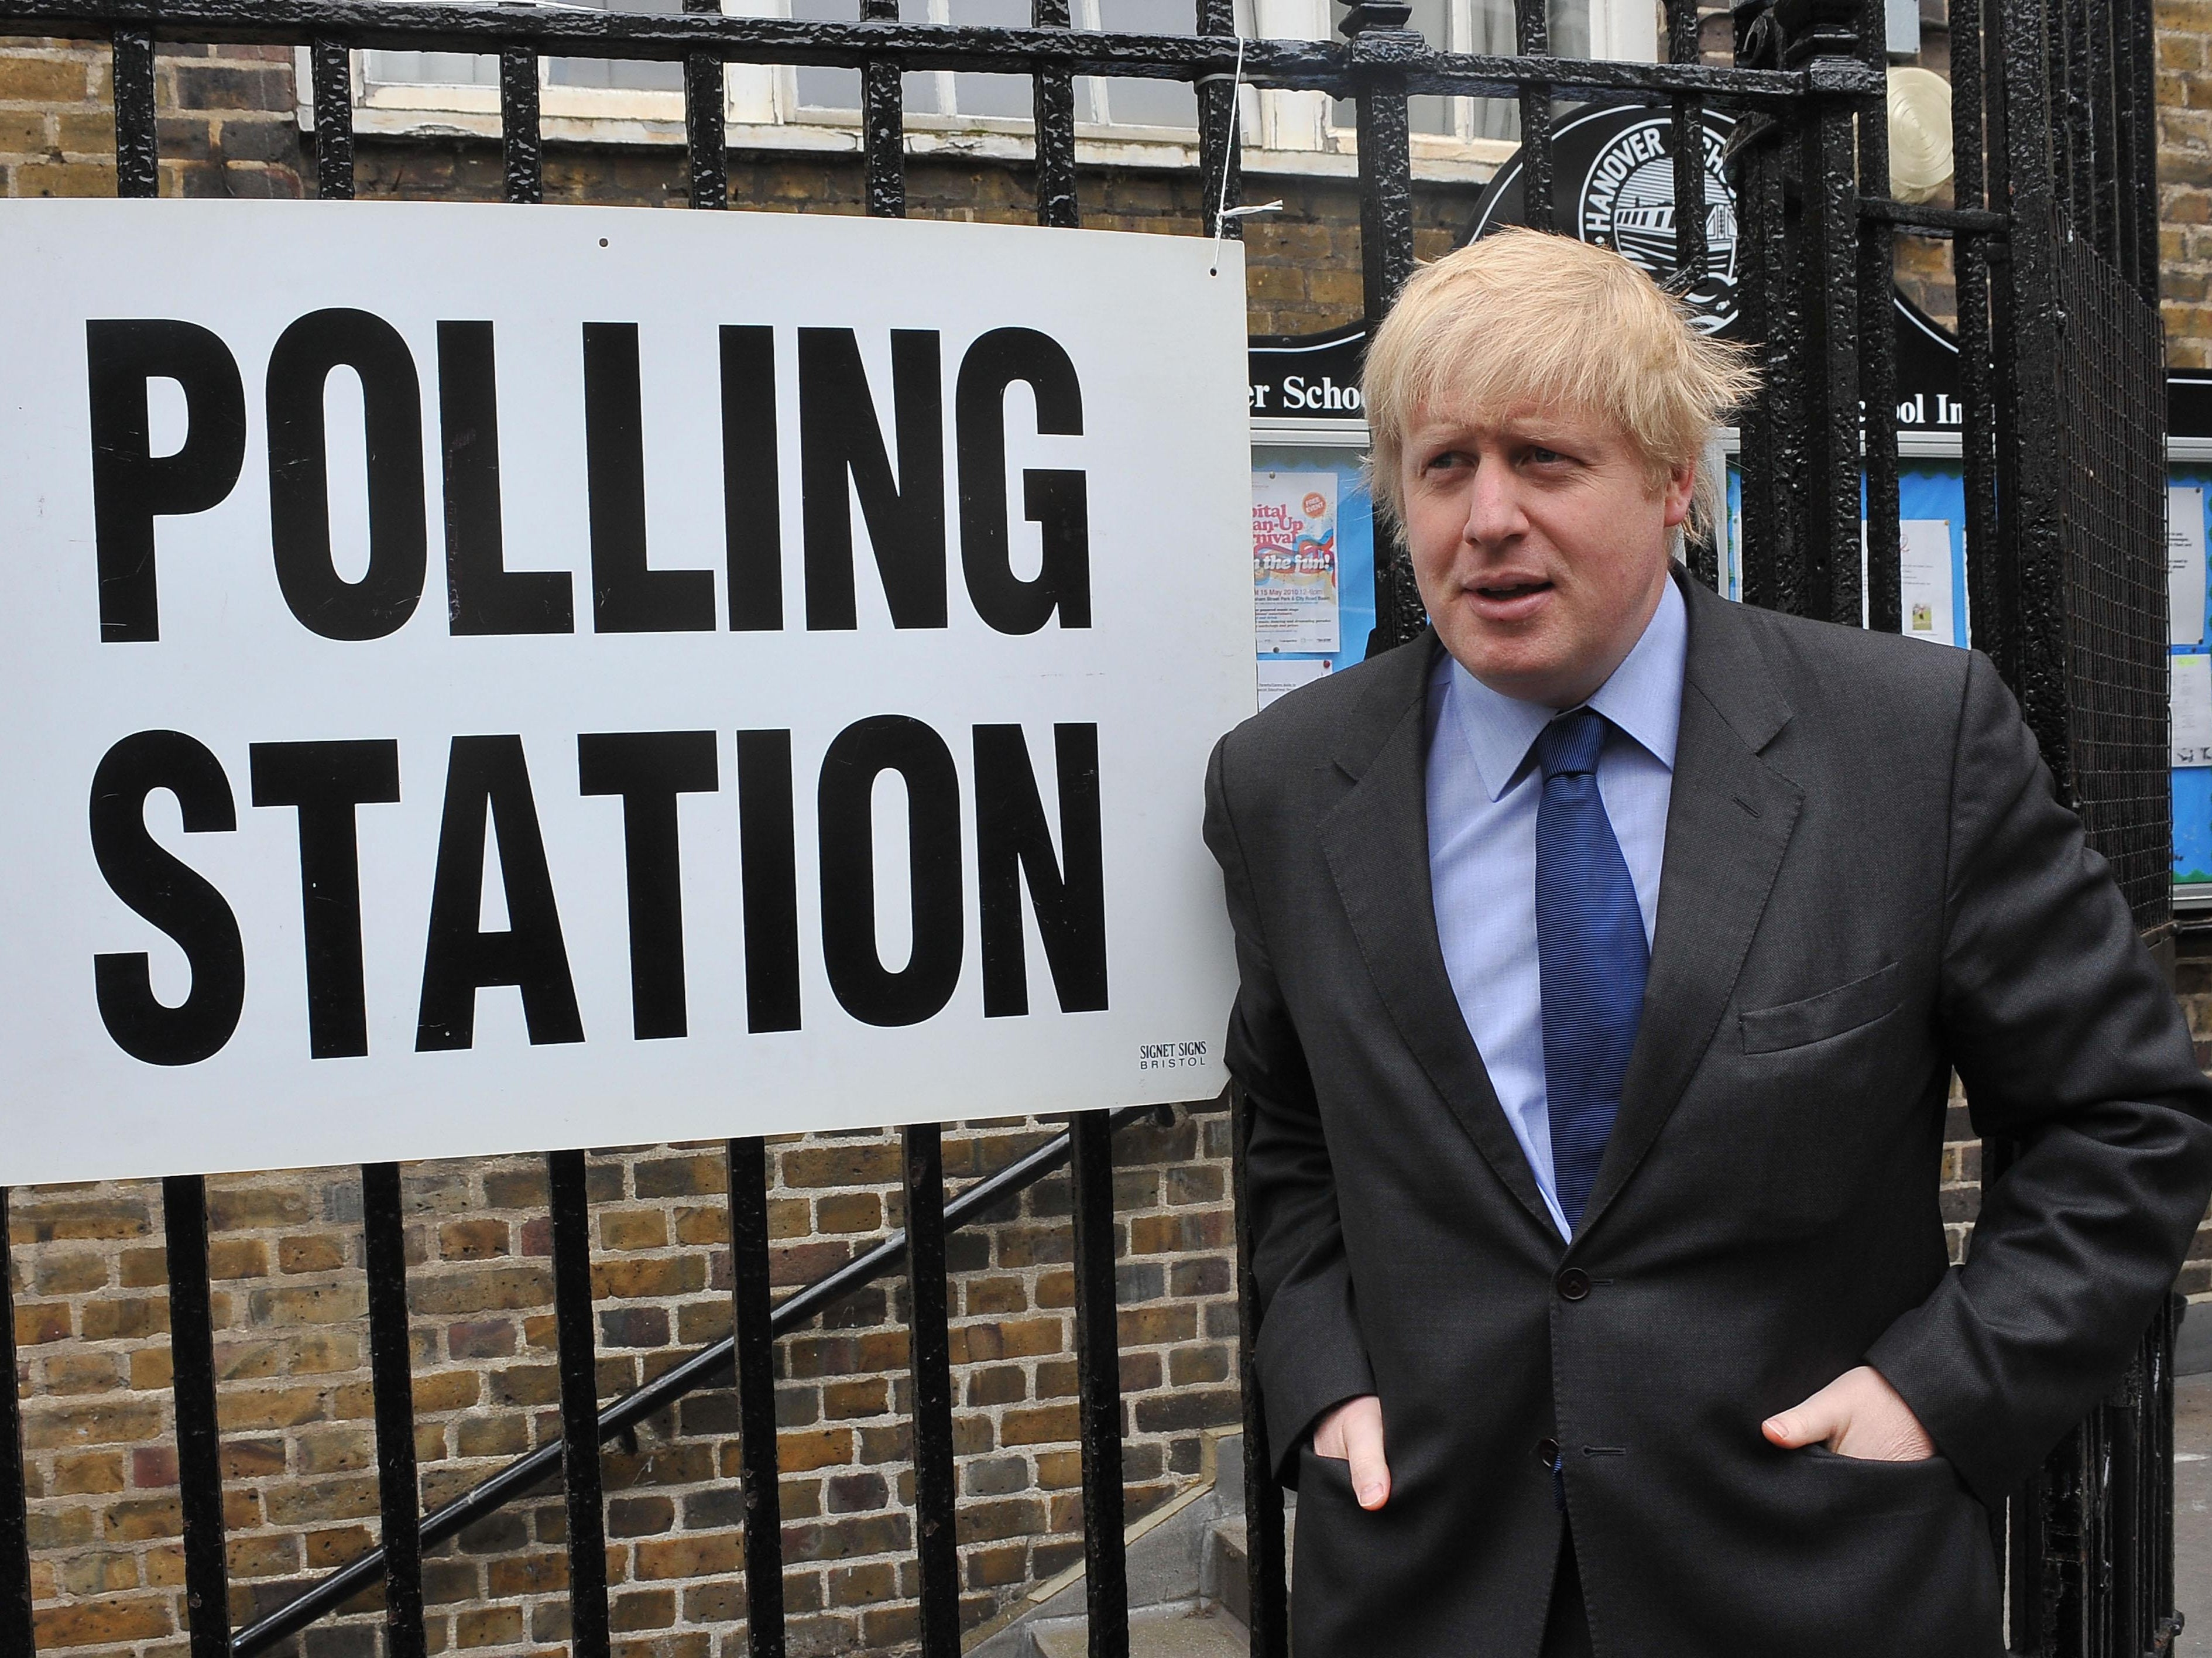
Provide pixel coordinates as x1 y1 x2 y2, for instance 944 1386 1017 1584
0 201 1251 1184
1252 471 1339 653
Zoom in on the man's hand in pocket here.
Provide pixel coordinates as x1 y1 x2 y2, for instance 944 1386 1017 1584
1762 1365 1936 1462
1313 1393 1391 1509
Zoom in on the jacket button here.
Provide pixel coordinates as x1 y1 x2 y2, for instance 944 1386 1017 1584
1537 1437 1561 1467
1556 1268 1591 1301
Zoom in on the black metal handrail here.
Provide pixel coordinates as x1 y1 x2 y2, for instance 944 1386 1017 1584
0 0 1867 101
231 1102 1172 1656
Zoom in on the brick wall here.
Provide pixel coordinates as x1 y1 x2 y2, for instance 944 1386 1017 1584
2162 0 2212 365
0 38 303 199
341 139 1470 338
10 1108 1240 1657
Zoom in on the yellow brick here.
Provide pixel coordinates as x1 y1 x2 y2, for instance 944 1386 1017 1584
0 56 89 104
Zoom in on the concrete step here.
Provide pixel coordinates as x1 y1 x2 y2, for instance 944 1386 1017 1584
1029 1604 1250 1658
1205 1505 1293 1631
965 1432 1273 1658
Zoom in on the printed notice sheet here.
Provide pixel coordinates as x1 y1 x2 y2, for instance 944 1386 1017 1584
2175 652 2212 768
1253 471 1340 652
1900 519 1956 645
1257 657 1332 710
2170 486 2206 646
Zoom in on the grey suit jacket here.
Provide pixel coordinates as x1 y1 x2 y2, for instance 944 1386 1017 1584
1202 568 2212 1657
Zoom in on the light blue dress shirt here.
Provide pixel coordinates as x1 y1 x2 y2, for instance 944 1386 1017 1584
1425 577 1687 1240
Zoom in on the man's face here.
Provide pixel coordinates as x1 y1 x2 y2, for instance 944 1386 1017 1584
1397 399 1694 709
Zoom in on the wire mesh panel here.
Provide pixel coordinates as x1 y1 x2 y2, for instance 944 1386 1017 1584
2052 224 2172 944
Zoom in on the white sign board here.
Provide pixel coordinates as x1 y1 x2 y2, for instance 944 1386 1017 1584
0 201 1251 1184
2170 485 2206 646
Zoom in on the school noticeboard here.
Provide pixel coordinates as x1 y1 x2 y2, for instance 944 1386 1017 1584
0 201 1252 1185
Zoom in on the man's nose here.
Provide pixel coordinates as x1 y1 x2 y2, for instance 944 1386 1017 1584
1462 460 1523 546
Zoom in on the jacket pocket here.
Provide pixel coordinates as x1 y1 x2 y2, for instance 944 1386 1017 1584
1739 961 1902 1055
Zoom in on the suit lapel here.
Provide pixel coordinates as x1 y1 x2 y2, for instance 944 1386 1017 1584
1576 575 1803 1238
1318 633 1558 1239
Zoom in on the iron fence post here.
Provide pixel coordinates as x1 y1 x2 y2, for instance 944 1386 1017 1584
361 1163 427 1658
902 1124 961 1658
163 1176 232 1658
1855 0 1899 634
1068 1112 1130 1658
308 39 354 199
499 44 543 204
1342 0 1426 655
728 1136 787 1658
860 0 906 218
1511 0 1553 233
1798 68 1861 630
548 1150 612 1658
685 0 729 211
1231 1086 1288 1658
0 1189 34 1657
111 25 154 197
1195 0 1242 240
1032 0 1079 226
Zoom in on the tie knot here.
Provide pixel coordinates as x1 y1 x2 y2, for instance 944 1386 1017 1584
1535 708 1606 780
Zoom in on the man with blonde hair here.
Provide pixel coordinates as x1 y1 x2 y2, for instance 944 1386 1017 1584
1204 227 2212 1655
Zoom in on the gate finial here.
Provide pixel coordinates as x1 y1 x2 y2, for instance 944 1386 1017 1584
1733 0 1860 68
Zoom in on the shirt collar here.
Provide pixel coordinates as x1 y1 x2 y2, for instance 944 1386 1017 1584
1441 573 1688 804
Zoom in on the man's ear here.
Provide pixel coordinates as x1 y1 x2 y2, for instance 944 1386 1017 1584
1660 458 1697 529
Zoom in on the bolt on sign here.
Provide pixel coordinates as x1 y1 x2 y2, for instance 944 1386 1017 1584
0 201 1250 1184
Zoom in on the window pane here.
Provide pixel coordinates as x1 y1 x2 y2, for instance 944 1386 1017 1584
948 0 1034 118
363 50 498 87
1330 0 1592 135
791 0 863 109
1092 0 1197 129
548 0 686 90
1456 0 1592 54
793 0 948 111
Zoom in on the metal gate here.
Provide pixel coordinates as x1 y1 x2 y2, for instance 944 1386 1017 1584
0 0 2180 1653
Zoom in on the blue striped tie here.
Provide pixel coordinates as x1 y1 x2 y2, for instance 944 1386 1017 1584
1535 708 1648 1233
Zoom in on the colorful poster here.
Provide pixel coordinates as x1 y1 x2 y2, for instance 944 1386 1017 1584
1253 471 1340 652
2175 652 2212 769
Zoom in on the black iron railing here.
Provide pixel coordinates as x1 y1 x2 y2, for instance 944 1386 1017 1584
0 0 2183 1653
220 1103 1170 1656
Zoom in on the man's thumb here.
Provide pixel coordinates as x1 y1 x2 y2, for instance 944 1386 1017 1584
1762 1396 1834 1450
1347 1417 1392 1510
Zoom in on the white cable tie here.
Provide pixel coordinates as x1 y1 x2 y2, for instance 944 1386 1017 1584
1206 28 1251 278
1220 199 1282 218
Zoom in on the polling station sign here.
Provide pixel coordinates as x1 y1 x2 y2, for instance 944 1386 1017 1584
0 201 1251 1185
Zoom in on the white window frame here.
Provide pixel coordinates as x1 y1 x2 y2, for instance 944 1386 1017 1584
314 0 1658 180
1293 0 1658 159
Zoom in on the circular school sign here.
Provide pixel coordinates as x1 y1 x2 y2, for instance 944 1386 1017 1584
1466 102 1743 336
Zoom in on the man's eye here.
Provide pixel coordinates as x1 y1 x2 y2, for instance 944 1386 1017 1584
1528 446 1564 465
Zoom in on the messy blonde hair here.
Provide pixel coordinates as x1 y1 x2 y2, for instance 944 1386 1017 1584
1363 227 1758 548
